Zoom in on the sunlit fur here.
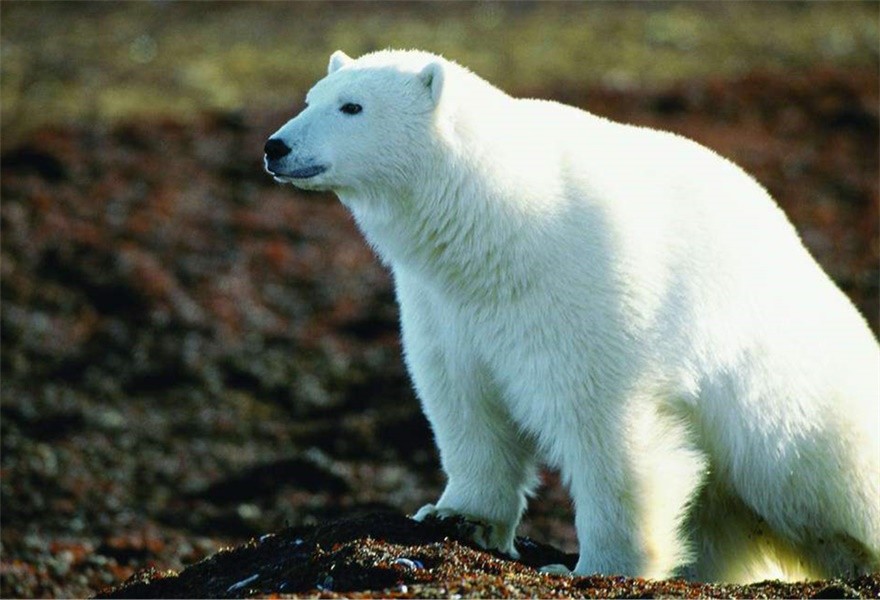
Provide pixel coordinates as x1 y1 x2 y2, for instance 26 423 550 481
268 49 880 582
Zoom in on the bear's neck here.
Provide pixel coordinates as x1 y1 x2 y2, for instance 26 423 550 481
340 163 538 304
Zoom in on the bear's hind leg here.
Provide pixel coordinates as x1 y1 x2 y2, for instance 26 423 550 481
694 428 880 581
719 412 880 579
686 477 814 583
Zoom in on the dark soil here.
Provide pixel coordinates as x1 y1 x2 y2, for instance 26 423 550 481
1 67 877 599
96 511 880 599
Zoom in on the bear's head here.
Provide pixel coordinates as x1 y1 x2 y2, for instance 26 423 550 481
264 50 447 195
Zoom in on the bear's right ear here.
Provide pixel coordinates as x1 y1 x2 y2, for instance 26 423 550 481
418 61 445 106
328 50 353 74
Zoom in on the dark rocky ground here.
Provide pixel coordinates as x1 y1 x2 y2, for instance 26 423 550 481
1 67 878 598
96 512 880 599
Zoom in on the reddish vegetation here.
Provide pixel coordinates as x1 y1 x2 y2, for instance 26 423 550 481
1 68 877 598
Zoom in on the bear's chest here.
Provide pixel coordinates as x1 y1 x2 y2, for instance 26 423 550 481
440 285 606 407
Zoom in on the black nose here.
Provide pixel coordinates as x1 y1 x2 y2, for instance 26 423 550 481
264 138 292 160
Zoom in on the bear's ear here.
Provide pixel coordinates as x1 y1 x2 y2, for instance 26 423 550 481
328 50 353 74
418 61 445 105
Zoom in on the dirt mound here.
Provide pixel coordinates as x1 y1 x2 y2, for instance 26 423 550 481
97 512 879 599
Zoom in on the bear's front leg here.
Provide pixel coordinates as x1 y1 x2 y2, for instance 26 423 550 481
409 368 540 558
535 442 652 576
543 397 704 579
397 278 539 558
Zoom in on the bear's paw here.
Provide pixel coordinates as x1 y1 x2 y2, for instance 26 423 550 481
412 503 520 559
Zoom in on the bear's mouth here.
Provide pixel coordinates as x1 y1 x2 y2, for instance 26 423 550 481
265 163 328 181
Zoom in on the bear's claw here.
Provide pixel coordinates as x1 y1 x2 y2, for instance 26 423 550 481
412 504 520 559
539 563 573 576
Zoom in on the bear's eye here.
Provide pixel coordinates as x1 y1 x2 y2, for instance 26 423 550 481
340 103 363 115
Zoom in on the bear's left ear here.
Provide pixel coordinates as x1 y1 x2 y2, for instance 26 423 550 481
418 61 445 105
328 50 353 74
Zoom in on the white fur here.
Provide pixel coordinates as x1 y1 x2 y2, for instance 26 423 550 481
267 49 880 582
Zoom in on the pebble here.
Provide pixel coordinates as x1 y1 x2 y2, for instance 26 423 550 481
226 573 259 592
393 557 424 570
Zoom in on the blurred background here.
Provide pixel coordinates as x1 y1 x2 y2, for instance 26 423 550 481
1 2 877 597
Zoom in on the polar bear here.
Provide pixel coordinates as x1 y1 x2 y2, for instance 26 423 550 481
264 49 880 582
